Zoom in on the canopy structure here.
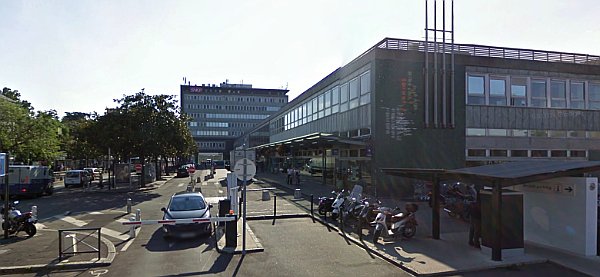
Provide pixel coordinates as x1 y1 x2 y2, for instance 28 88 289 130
381 160 600 261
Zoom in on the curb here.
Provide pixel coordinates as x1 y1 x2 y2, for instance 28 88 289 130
0 232 116 275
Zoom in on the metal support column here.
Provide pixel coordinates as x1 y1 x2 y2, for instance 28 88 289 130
491 181 503 261
321 148 326 186
432 174 440 239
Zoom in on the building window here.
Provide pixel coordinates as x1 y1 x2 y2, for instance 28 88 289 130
490 149 508 157
340 83 349 112
360 71 371 95
570 150 586 157
588 131 600 138
511 150 528 157
550 150 567 157
489 78 507 106
467 75 485 105
512 129 528 136
510 78 527 107
349 78 359 109
531 150 548 157
530 80 547 108
466 128 486 136
530 130 548 137
570 82 585 109
550 80 567 108
467 149 486 157
589 83 600 110
568 130 585 138
548 130 566 138
488 129 508 136
331 86 340 113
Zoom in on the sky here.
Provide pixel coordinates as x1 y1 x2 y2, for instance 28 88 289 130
1 0 599 118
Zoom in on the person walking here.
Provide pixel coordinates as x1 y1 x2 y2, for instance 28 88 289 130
468 190 482 248
287 167 293 185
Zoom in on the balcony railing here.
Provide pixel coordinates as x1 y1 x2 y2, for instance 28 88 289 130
371 38 600 65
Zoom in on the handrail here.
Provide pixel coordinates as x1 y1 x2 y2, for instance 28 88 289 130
58 227 102 261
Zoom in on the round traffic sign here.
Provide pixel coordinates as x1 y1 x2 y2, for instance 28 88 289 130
134 164 142 171
187 166 196 174
234 158 256 181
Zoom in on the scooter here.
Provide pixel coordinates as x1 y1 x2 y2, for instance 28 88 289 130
317 193 336 216
372 203 418 243
330 190 347 220
1 201 37 237
357 198 381 229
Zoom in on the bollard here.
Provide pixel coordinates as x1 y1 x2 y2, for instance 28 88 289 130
294 189 301 200
135 209 141 221
129 216 136 239
261 189 270 201
225 214 237 247
310 195 314 217
31 206 38 222
126 198 132 214
273 195 277 217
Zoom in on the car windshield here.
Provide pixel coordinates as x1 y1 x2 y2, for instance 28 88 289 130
169 196 206 211
66 172 80 178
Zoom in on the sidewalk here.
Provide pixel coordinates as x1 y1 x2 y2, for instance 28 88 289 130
253 170 600 276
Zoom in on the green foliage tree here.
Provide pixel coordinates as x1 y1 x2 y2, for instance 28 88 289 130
94 92 196 184
0 88 62 164
61 112 102 166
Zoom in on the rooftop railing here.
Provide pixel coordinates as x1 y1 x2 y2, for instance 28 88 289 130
373 38 600 65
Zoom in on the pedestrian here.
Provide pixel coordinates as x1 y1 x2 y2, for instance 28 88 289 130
295 168 300 186
468 189 481 248
287 167 293 185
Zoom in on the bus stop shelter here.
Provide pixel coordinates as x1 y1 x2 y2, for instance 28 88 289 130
382 160 600 261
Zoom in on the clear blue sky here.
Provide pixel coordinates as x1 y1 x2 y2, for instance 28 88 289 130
1 0 599 117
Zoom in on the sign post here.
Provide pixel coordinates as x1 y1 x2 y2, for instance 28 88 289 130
234 148 256 255
1 153 9 239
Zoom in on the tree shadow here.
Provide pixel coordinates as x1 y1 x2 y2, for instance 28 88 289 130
143 228 211 252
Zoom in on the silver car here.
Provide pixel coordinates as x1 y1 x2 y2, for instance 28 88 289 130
161 192 213 239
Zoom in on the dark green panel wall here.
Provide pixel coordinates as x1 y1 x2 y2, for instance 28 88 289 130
371 54 466 196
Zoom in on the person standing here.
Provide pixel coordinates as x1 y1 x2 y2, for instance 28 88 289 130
468 191 482 248
287 167 293 185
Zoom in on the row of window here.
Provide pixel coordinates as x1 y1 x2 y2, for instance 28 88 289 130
281 70 371 131
466 74 600 109
195 131 228 136
197 141 225 149
188 113 270 120
185 104 280 112
466 128 600 138
184 94 286 103
467 149 587 158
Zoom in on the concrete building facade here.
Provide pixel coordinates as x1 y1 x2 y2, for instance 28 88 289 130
237 38 600 197
181 81 288 160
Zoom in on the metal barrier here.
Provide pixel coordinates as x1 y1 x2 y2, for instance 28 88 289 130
58 227 102 261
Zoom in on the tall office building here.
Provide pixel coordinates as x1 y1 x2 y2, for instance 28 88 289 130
180 80 288 161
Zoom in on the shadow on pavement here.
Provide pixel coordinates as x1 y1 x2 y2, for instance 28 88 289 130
143 228 212 252
157 252 233 277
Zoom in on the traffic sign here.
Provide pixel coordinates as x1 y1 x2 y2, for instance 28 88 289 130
187 166 196 174
234 158 256 181
0 153 5 177
134 164 142 173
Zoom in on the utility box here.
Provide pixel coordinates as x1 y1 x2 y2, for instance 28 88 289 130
480 189 524 258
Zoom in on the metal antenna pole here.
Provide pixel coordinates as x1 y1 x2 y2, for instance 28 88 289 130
242 145 247 255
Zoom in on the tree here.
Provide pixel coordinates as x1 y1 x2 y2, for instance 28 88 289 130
61 112 102 166
94 92 196 185
0 90 62 164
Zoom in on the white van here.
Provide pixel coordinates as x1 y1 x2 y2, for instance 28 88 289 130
64 170 91 188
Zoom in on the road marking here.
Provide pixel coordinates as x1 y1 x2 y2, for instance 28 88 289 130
58 216 88 227
90 211 104 215
120 228 140 252
0 249 9 255
178 183 185 187
101 227 129 241
218 190 223 194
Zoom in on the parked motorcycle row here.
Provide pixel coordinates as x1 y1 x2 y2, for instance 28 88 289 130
1 201 38 238
427 182 477 221
318 187 419 243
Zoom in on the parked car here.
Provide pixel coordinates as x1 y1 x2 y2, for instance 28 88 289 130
161 192 213 239
176 164 191 178
83 167 103 182
64 170 91 188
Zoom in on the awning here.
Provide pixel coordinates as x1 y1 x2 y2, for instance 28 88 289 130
250 132 367 151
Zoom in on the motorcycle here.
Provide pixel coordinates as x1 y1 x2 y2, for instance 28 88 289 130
372 203 418 243
342 196 364 222
317 193 336 216
357 198 381 229
1 201 37 237
443 196 473 221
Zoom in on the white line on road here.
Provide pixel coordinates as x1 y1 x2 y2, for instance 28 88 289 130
58 216 88 227
101 227 129 241
178 183 186 187
120 228 140 252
